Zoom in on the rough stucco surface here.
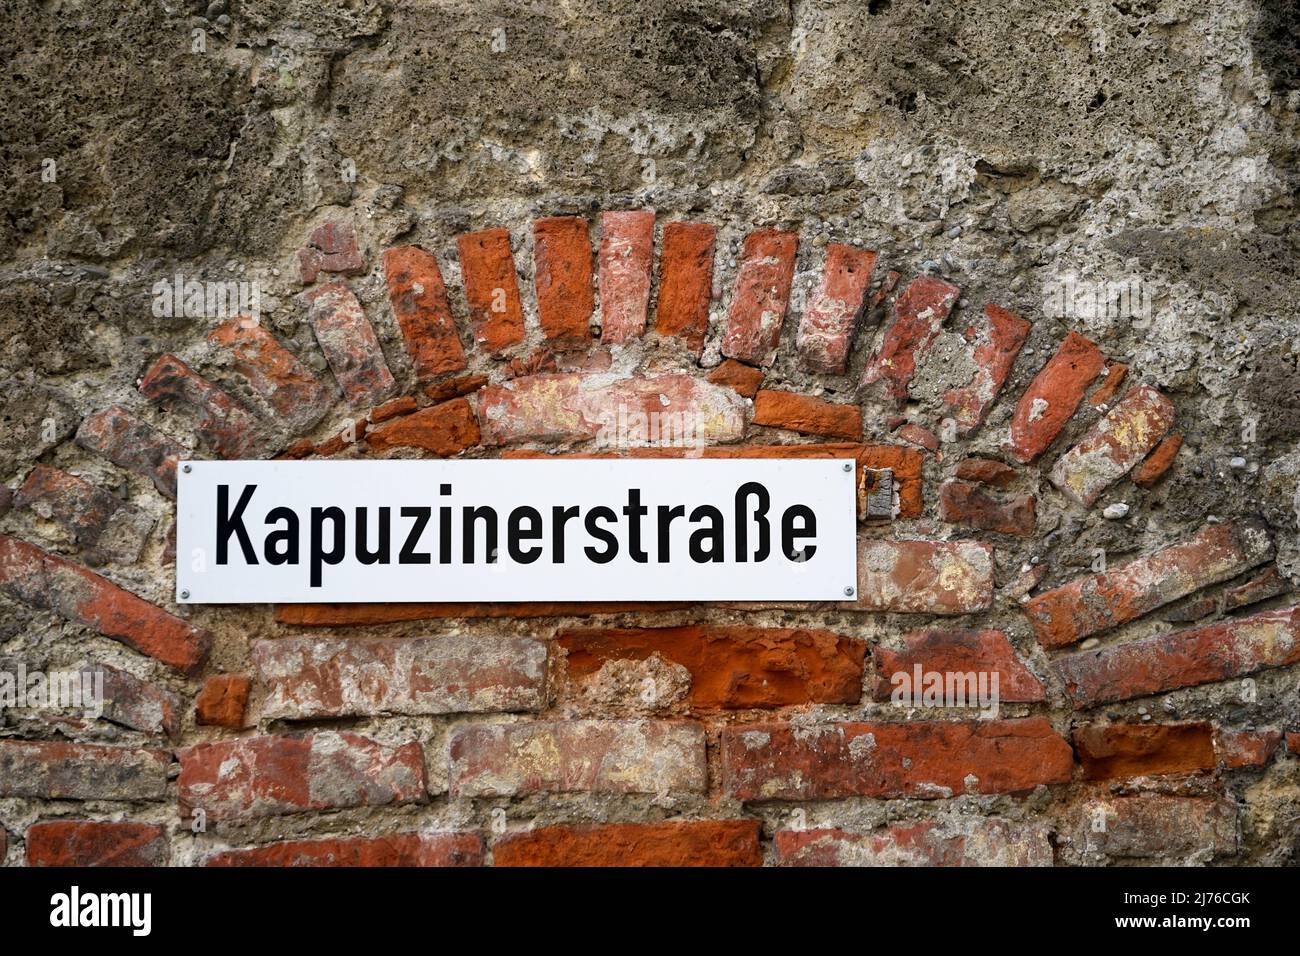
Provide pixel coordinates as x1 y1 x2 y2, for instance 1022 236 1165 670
1 0 1298 866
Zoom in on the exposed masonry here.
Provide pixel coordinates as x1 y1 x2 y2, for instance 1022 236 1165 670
1 212 1298 869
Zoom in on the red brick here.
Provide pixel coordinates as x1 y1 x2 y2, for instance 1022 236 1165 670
855 539 994 614
776 819 1052 867
599 210 655 344
14 464 151 563
1223 564 1287 611
196 674 250 729
1288 733 1300 755
720 229 799 366
382 245 468 380
457 228 525 353
0 534 210 673
1055 605 1300 707
424 372 489 404
1131 432 1183 488
449 720 706 797
297 219 364 284
939 479 1036 536
895 421 939 452
533 216 594 350
0 741 169 800
1074 723 1215 780
74 406 183 498
707 359 764 398
302 281 396 408
494 821 761 867
178 732 426 822
722 718 1073 800
252 634 547 719
1088 361 1128 409
871 629 1045 702
752 389 862 440
654 221 716 355
1064 794 1237 860
559 625 865 709
139 353 264 459
795 244 877 374
940 304 1031 436
364 397 481 456
861 276 960 401
954 457 1019 487
207 318 334 434
98 663 184 738
1050 385 1175 506
1025 521 1273 649
1007 331 1105 463
369 395 418 423
27 821 168 867
207 833 483 867
1216 728 1283 769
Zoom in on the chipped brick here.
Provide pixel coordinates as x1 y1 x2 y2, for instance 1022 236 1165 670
1131 432 1183 488
1008 331 1106 463
0 741 169 801
494 821 761 867
27 821 168 867
206 833 483 867
457 227 525 353
383 245 468 380
599 210 655 344
1074 722 1215 780
654 221 716 355
855 539 994 614
871 629 1045 702
752 389 862 439
939 479 1036 536
533 216 594 350
302 281 396 408
861 276 960 401
207 318 334 434
196 674 250 729
795 244 877 374
364 397 481 456
776 819 1053 867
139 353 264 459
940 304 1031 436
1050 385 1175 506
720 229 798 366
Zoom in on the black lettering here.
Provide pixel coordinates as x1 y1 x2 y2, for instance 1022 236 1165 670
781 504 817 562
399 507 432 564
356 507 390 565
734 482 771 562
508 506 543 563
622 488 648 563
217 483 258 565
551 505 579 563
688 505 725 562
584 506 619 563
309 506 345 587
263 506 299 565
463 506 498 563
656 504 685 563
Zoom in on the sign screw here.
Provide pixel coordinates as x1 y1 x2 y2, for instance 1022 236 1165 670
842 463 852 472
180 590 190 599
183 464 192 473
843 586 855 596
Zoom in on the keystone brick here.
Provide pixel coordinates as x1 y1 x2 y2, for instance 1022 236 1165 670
753 390 860 439
302 281 397 408
954 457 1019 487
855 539 995 614
14 464 152 563
0 534 210 673
139 353 264 459
365 397 481 456
1008 331 1106 463
871 629 1045 702
1055 605 1300 707
654 221 716 355
383 245 468 380
178 732 426 822
207 318 334 434
1050 385 1176 506
494 820 762 867
1223 565 1287 611
707 359 764 398
938 479 1036 537
196 674 250 729
722 718 1073 800
1067 795 1237 860
599 210 655 344
1025 521 1274 648
98 663 184 738
776 819 1053 867
449 720 706 797
476 372 745 446
559 625 865 709
457 228 525 353
75 406 184 498
861 276 960 401
795 244 877 374
940 304 1031 436
0 741 169 800
207 833 483 867
1216 729 1283 769
298 219 364 283
720 229 799 366
252 634 547 719
26 821 168 867
1131 433 1183 488
533 216 594 350
1074 723 1215 780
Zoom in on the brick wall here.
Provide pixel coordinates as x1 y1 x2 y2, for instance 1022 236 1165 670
2 212 1297 868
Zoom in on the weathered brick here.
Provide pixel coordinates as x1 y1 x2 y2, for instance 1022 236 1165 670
196 674 250 729
752 389 862 440
1087 361 1128 409
722 718 1073 800
253 634 547 719
855 539 994 614
599 210 655 344
559 625 865 709
895 421 939 453
369 395 418 423
861 276 960 401
97 663 183 738
1050 385 1175 506
1288 733 1300 755
795 244 877 374
424 372 489 404
1074 723 1215 780
1131 432 1183 488
1025 522 1273 649
1223 565 1287 611
1065 794 1237 860
178 732 426 822
654 221 716 355
207 318 334 434
14 464 152 563
1216 728 1283 769
871 629 1045 702
1007 331 1106 463
206 833 483 867
0 741 169 800
26 821 168 867
449 720 706 797
75 406 183 498
298 219 364 284
302 281 396 408
0 534 210 673
139 353 264 459
533 216 594 350
954 457 1019 487
1055 605 1300 707
776 819 1053 867
383 245 468 380
939 479 1035 537
364 397 481 456
494 820 761 867
707 359 764 398
476 372 745 446
940 304 1031 435
720 229 799 366
457 227 525 353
